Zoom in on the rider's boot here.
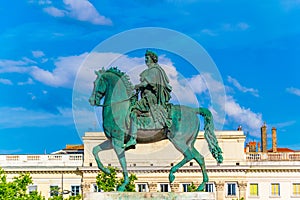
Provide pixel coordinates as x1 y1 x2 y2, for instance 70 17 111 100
125 115 137 148
125 136 136 148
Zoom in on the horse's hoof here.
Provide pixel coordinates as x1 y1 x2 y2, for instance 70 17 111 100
117 185 126 192
169 173 175 183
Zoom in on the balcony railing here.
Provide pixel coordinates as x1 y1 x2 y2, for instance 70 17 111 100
0 154 83 167
246 152 300 161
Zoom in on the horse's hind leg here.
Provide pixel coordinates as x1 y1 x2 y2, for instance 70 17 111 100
192 147 208 191
168 138 193 183
169 148 193 184
93 139 113 174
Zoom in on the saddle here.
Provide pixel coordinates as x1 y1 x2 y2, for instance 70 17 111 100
136 103 172 130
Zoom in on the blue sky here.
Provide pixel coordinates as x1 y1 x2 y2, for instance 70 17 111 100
0 0 299 154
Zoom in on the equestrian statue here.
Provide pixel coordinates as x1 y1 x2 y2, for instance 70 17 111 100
89 50 223 192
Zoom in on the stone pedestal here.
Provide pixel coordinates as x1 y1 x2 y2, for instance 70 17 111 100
84 192 215 200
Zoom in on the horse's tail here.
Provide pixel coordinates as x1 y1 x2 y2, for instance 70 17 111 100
196 107 223 163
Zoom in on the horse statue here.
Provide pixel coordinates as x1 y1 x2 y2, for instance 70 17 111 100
89 67 223 191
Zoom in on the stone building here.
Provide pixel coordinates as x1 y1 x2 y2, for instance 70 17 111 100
1 125 300 199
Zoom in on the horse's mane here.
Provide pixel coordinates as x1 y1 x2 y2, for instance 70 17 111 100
105 67 134 97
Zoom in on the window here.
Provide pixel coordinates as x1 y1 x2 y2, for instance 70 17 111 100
137 183 147 192
293 183 300 196
205 183 214 192
160 184 169 192
182 183 190 192
92 184 102 192
227 183 236 196
71 185 80 196
50 185 59 196
271 183 280 196
249 183 258 196
28 185 37 194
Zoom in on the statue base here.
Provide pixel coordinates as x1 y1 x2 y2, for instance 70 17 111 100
84 192 215 200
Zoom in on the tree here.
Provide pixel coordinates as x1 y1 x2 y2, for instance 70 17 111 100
96 167 119 192
187 182 197 192
0 167 45 200
96 166 137 192
118 174 137 192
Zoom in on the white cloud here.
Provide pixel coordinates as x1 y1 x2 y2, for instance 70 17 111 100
28 0 52 5
43 6 66 17
0 59 29 73
286 87 300 96
42 0 112 25
0 52 87 88
201 29 218 36
270 120 296 130
18 78 34 86
228 76 259 97
224 96 263 136
0 78 13 85
64 0 112 25
222 22 250 31
30 53 88 88
0 107 74 129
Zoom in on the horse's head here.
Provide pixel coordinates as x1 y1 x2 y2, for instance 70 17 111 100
89 69 106 106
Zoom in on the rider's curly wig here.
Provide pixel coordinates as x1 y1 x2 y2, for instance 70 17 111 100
145 50 158 63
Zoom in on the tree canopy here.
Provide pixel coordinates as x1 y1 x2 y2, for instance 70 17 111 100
96 166 137 192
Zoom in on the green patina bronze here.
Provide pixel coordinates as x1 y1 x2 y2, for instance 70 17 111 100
89 51 223 192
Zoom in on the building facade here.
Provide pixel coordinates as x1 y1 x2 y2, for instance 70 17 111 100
1 127 300 199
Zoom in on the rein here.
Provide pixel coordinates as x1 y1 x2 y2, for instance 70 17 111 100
97 97 131 107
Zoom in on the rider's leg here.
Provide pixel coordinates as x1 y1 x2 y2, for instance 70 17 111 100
125 111 137 148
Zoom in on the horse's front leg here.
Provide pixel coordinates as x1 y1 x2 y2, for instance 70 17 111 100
112 137 129 192
93 139 113 174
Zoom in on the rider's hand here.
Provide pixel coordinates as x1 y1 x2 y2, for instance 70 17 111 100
134 84 140 90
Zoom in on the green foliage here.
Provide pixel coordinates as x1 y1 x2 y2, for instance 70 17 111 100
66 195 81 200
118 174 137 192
96 167 118 192
49 185 60 197
96 166 137 192
0 168 45 200
48 195 81 200
48 195 63 200
187 182 197 192
232 198 244 200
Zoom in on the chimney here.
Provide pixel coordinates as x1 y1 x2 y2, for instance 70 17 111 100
272 127 277 152
261 122 267 152
257 142 261 152
245 143 250 153
249 141 257 152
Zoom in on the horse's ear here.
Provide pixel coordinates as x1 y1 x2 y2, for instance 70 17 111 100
95 70 101 76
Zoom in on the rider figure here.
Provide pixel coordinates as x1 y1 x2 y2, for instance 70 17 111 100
125 50 172 148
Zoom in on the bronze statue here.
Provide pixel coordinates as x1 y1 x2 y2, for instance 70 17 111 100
89 50 223 192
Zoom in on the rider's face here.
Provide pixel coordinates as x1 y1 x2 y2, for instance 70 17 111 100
145 55 152 67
